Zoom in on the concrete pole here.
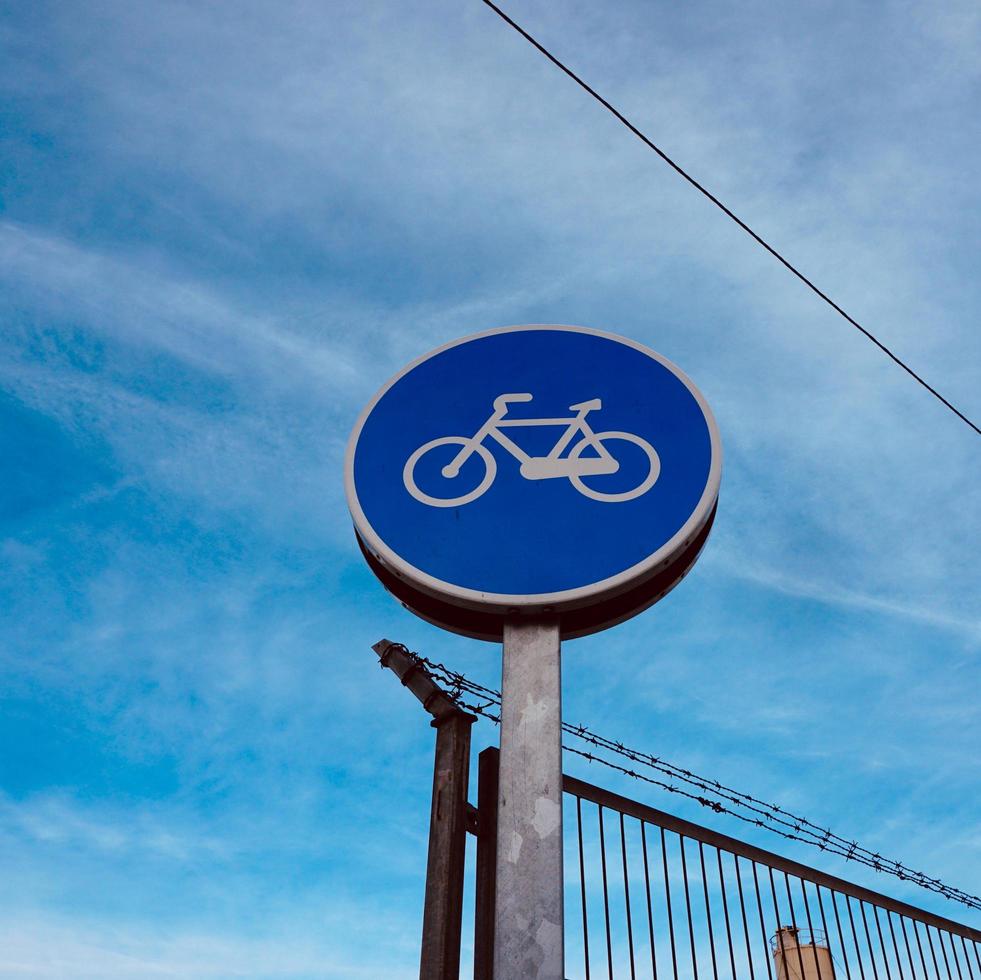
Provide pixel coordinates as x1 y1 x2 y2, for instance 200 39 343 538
494 618 564 979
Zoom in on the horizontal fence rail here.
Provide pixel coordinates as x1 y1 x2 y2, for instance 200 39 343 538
564 774 981 980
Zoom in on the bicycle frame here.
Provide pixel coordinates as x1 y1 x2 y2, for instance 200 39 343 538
444 394 618 480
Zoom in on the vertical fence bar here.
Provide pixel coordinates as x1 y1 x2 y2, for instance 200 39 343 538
926 923 945 979
576 796 591 980
885 910 906 980
898 916 918 980
679 837 700 980
661 827 680 980
782 872 809 980
950 929 965 980
716 849 738 980
961 936 974 980
947 936 961 980
641 823 659 980
599 806 614 979
846 897 869 980
934 925 955 980
860 901 883 980
815 886 840 980
960 936 976 980
620 813 637 980
752 862 776 980
943 930 963 980
768 867 792 980
800 879 826 980
915 919 937 980
699 843 720 980
830 890 855 980
873 905 895 980
734 856 759 980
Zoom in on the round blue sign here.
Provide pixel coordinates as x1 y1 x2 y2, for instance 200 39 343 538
346 325 721 626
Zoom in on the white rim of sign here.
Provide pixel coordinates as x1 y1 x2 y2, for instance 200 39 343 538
344 324 723 613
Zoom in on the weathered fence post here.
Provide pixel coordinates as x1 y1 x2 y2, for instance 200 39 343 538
372 640 476 980
474 747 500 980
421 708 476 980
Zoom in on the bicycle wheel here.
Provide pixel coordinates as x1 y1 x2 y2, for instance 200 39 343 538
569 431 660 502
403 437 497 508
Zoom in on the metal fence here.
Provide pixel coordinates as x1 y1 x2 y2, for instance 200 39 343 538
373 645 981 980
563 771 981 980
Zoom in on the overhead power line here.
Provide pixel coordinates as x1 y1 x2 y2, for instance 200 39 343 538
386 644 981 913
478 0 981 439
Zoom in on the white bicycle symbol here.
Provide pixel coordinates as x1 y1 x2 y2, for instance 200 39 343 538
403 393 661 507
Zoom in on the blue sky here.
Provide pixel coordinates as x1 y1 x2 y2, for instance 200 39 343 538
1 0 980 976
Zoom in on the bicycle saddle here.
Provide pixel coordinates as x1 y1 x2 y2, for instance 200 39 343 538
494 392 534 412
569 398 602 412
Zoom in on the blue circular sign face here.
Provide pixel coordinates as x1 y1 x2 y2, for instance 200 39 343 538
346 326 721 617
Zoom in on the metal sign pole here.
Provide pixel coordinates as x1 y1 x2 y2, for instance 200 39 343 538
494 617 564 979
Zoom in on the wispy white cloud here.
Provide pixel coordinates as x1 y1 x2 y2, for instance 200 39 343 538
0 221 363 391
0 914 415 979
711 553 981 643
0 792 235 862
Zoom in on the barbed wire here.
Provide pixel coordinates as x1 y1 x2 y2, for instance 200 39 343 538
387 644 981 913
